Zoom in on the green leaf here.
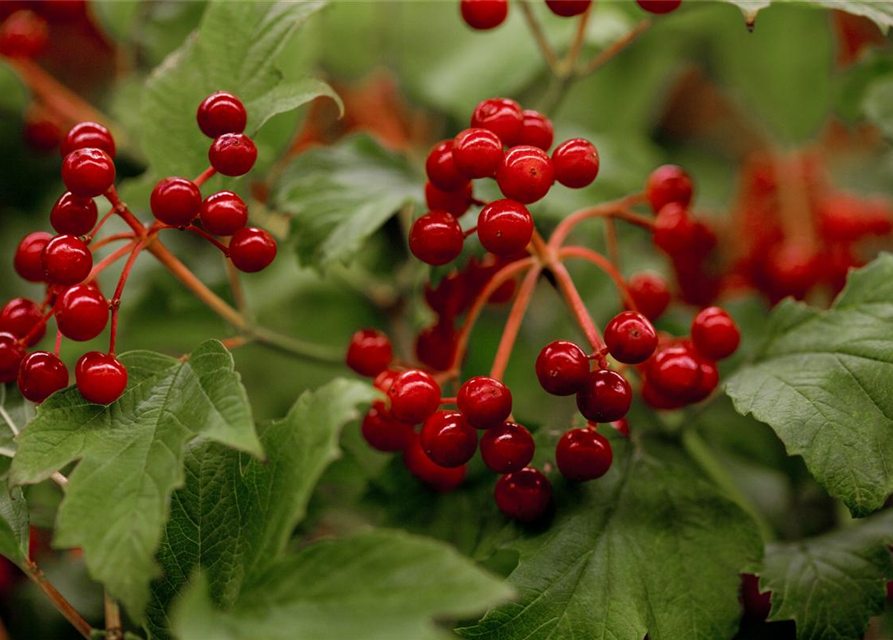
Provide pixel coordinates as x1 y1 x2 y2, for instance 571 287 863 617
718 0 893 33
147 379 378 640
0 460 28 567
9 340 262 619
864 75 893 139
172 530 513 640
726 254 893 517
760 510 893 639
459 438 763 640
271 134 420 268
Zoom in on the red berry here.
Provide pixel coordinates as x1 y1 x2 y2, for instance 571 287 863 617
361 400 414 452
416 322 458 372
420 410 478 468
552 138 599 188
641 378 686 410
196 91 248 139
457 376 512 429
23 114 61 153
0 298 45 346
686 358 719 404
42 234 92 285
535 340 589 396
765 244 820 300
0 332 26 384
604 311 658 364
53 284 108 342
609 418 630 437
14 231 52 282
478 199 533 256
576 369 632 422
646 164 693 212
388 369 441 424
18 351 68 403
691 307 740 360
61 148 116 198
33 0 86 23
496 145 554 204
229 227 277 272
647 345 702 396
404 434 467 491
495 467 551 521
150 177 202 227
75 352 128 405
208 133 257 177
60 122 116 158
50 192 98 236
410 210 464 266
636 0 683 14
740 574 772 620
460 0 508 30
518 110 554 151
480 422 534 473
199 191 248 236
627 271 671 321
425 140 467 192
556 427 612 482
0 10 47 58
545 0 592 17
471 98 523 146
346 328 393 377
425 181 473 218
653 203 697 256
453 128 504 179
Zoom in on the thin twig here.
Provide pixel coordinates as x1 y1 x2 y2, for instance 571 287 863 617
0 447 15 459
51 472 68 488
225 258 250 317
0 386 18 437
489 265 543 380
519 0 560 72
559 245 637 311
104 591 124 640
23 559 93 640
581 18 652 76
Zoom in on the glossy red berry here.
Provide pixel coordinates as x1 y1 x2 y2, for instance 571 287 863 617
42 234 92 285
425 181 473 218
14 231 52 282
361 401 414 452
495 467 551 521
61 148 115 198
551 138 599 189
545 0 592 17
50 192 98 236
150 177 202 227
636 0 683 14
420 410 478 468
453 128 504 179
496 145 554 204
60 122 116 158
480 422 534 474
691 307 740 360
209 133 257 176
641 378 686 411
471 98 523 146
686 358 719 403
410 210 464 266
388 369 441 424
604 311 658 364
346 328 393 377
648 345 703 396
75 352 128 405
518 110 554 151
460 0 508 30
23 114 61 153
627 271 671 321
0 10 48 58
576 369 632 422
18 351 68 403
196 91 247 139
535 340 589 396
198 191 248 236
478 199 533 256
404 434 467 491
556 428 612 482
647 164 693 212
0 332 26 384
653 203 697 256
457 376 512 429
416 323 458 372
53 284 109 341
0 298 45 346
425 140 467 192
229 227 277 272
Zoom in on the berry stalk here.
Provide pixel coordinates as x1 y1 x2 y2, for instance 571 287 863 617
489 264 543 380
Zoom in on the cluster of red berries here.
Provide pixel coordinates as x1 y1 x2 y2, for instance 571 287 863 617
460 0 682 31
2 91 277 407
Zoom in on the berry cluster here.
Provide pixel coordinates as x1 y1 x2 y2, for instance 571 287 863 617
3 91 277 406
459 0 682 31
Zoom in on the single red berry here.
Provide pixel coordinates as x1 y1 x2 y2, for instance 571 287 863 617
209 133 257 176
61 148 116 198
150 177 201 227
404 433 467 491
457 376 512 429
647 344 703 396
453 128 504 179
740 574 772 620
545 0 592 17
361 400 415 452
556 427 612 482
535 340 589 396
765 244 821 300
416 322 458 372
18 351 68 403
0 10 48 58
552 138 599 188
50 192 98 236
425 140 467 192
60 122 116 158
229 227 277 272
653 203 697 256
641 378 686 410
410 210 464 266
691 307 740 360
23 114 61 153
627 271 671 321
460 0 508 29
42 234 92 285
496 145 554 204
646 164 693 212
75 352 128 405
33 0 86 22
495 467 551 521
0 298 45 346
478 199 533 256
346 328 393 377
14 231 52 282
576 369 632 423
636 0 683 14
420 410 478 468
609 418 630 437
425 180 473 218
518 110 554 151
0 332 26 384
196 91 248 139
480 422 534 473
388 369 441 424
471 98 523 146
53 284 108 342
198 190 249 236
686 358 719 403
604 311 658 364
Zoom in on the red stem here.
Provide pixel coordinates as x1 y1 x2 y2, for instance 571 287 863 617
184 225 230 255
89 232 137 252
551 260 607 365
108 240 148 355
54 330 62 357
85 207 119 243
489 265 543 381
549 194 650 250
20 309 54 347
558 245 637 311
194 166 217 188
86 241 138 283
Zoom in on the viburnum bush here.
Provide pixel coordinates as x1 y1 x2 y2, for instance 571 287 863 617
1 1 893 640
